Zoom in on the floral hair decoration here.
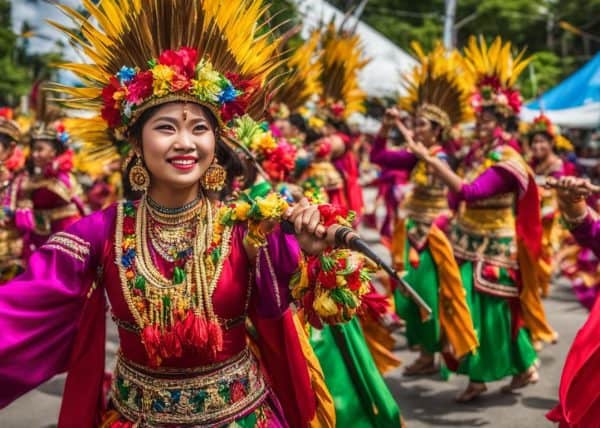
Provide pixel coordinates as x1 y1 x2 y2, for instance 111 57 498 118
31 120 71 150
463 36 533 117
49 0 282 167
102 47 261 132
230 116 297 183
529 114 556 139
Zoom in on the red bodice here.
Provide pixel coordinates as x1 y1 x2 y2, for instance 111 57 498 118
102 224 252 368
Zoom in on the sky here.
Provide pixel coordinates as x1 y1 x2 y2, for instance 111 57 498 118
11 0 85 83
11 0 82 59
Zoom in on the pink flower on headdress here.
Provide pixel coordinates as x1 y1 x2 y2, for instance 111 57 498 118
125 71 153 104
504 89 522 114
158 47 198 79
470 92 483 112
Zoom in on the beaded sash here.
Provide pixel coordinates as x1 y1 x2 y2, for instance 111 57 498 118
110 348 268 427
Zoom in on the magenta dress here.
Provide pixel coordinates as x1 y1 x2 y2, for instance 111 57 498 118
548 214 600 427
25 169 83 251
0 201 323 427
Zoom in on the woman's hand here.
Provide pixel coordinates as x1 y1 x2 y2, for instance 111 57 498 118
284 198 333 255
395 119 430 161
555 176 589 221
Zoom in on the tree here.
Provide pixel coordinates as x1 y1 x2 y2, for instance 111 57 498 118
327 0 599 99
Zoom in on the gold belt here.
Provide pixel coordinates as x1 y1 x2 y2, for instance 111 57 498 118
110 348 268 427
457 207 515 236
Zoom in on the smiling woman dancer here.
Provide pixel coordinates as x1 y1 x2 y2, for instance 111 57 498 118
0 1 391 427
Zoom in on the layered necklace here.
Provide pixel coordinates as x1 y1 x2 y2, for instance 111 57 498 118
117 194 233 366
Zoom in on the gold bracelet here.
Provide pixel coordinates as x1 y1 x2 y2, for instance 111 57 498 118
561 207 589 228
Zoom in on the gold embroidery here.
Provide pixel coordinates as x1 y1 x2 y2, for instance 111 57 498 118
25 176 77 203
261 246 281 308
43 232 91 262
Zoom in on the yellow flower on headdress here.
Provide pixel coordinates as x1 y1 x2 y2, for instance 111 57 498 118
152 65 175 97
308 116 325 130
192 61 221 101
250 131 277 153
113 89 126 103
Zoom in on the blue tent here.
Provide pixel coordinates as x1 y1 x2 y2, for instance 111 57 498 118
521 52 600 128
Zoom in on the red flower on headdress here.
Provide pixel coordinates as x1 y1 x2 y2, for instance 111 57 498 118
158 47 198 79
101 77 123 127
219 73 260 121
262 141 297 182
125 71 153 104
55 122 65 134
479 76 501 91
170 73 192 92
329 101 345 119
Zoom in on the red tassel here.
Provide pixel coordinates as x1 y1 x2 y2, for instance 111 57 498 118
141 325 162 367
160 329 183 360
207 320 224 359
175 309 195 346
189 313 209 350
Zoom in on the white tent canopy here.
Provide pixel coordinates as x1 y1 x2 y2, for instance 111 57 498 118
520 52 600 129
520 103 600 129
292 0 417 97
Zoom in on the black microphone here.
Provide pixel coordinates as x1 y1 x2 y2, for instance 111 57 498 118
281 221 432 320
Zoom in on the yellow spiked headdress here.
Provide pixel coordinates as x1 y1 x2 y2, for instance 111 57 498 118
317 23 368 120
270 31 323 117
400 42 472 132
462 35 533 117
48 0 282 161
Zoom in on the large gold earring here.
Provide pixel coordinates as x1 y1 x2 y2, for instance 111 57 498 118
129 155 150 192
201 159 226 191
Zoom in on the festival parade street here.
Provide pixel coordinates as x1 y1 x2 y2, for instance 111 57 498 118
0 0 599 427
0 187 593 427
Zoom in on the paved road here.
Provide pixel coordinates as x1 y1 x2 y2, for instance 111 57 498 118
1 189 589 427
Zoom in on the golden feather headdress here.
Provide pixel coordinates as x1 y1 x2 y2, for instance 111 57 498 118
462 35 533 117
400 42 472 131
48 0 282 162
270 31 323 117
0 108 21 143
317 23 368 120
29 82 72 149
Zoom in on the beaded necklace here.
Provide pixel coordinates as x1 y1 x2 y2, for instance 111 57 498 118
116 196 233 366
